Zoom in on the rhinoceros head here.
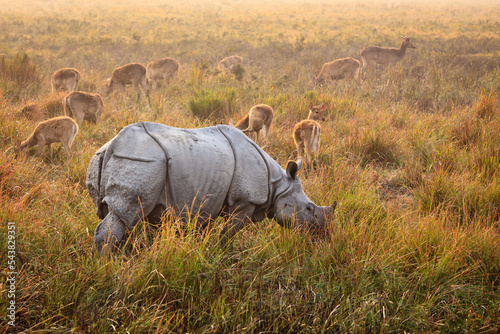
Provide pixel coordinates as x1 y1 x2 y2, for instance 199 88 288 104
273 159 336 228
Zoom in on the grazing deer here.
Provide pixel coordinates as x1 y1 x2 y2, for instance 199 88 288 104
146 58 179 89
51 68 81 93
311 57 360 86
234 104 274 142
218 55 243 73
64 91 104 126
105 63 150 104
360 36 416 71
293 103 328 166
19 103 44 120
16 116 78 160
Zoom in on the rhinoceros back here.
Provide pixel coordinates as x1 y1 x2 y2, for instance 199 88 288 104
141 122 236 218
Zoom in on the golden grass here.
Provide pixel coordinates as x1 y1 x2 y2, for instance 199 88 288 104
0 0 499 332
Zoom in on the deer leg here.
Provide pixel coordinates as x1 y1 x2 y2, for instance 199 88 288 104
353 68 361 85
62 141 72 158
150 78 157 90
140 80 151 105
304 147 312 166
297 144 303 161
96 107 103 123
303 137 312 166
36 141 45 158
312 142 320 168
75 113 84 127
47 144 53 161
134 84 142 103
263 125 270 140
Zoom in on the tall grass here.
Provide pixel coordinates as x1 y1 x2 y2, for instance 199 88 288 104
0 0 499 332
0 53 41 101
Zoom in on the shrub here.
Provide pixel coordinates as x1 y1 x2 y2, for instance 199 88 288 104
450 113 481 148
232 64 245 81
0 52 40 86
342 128 401 167
475 88 498 120
0 52 41 100
188 88 237 121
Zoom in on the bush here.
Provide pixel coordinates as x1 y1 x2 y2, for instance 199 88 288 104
232 64 245 81
0 52 41 100
342 128 401 167
188 88 237 121
475 88 498 120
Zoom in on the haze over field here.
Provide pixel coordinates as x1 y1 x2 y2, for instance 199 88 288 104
0 0 499 332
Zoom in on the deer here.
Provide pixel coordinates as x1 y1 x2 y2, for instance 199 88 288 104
360 36 416 72
16 116 78 160
293 103 328 166
234 104 274 143
64 91 104 126
105 63 150 104
146 58 179 89
218 55 243 74
311 57 360 86
51 68 81 93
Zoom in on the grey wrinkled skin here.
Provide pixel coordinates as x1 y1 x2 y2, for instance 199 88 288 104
86 122 336 255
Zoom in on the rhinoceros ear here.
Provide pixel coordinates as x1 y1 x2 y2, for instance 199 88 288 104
286 159 302 179
330 201 337 213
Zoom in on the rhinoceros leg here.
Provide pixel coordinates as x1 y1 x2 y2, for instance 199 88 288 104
94 212 127 255
219 203 256 245
95 155 168 254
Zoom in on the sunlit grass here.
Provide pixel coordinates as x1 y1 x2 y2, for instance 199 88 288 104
0 0 499 332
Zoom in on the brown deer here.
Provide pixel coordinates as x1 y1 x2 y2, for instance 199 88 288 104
293 103 327 166
311 57 360 86
105 63 150 104
234 104 274 142
51 68 81 93
360 36 416 71
218 55 243 73
306 102 327 122
16 116 78 160
146 58 179 89
64 91 104 126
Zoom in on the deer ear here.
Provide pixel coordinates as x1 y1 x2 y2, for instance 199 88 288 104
320 103 327 111
309 102 313 110
286 159 302 179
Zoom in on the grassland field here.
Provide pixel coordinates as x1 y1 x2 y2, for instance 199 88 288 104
0 0 499 332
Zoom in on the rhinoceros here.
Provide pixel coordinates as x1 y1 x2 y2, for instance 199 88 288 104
86 122 336 254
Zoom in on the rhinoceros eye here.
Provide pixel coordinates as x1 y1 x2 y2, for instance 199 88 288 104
306 204 313 212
